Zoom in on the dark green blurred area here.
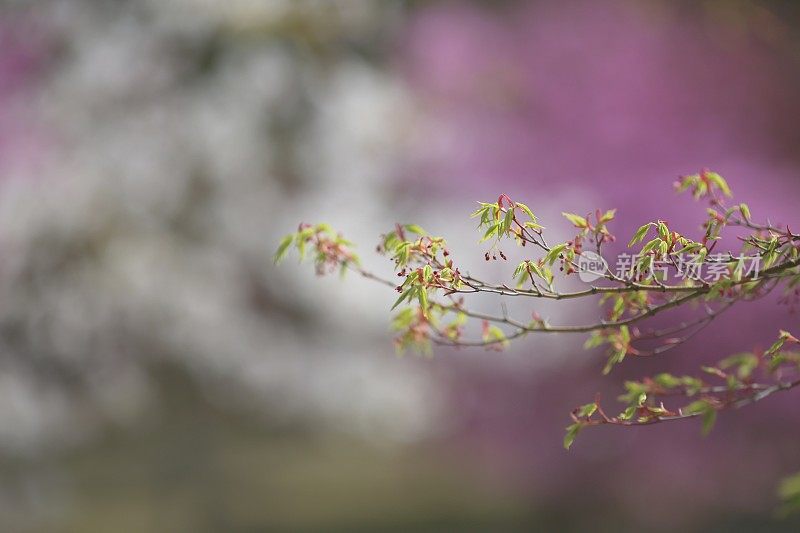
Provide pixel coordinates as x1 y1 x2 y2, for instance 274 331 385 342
18 368 525 533
7 366 798 532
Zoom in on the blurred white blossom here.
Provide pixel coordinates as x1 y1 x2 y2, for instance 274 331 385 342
0 0 438 454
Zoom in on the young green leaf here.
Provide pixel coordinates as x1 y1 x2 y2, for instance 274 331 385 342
502 208 515 234
599 209 617 223
274 234 294 264
778 471 800 516
576 402 598 418
515 202 537 221
483 325 509 349
611 296 625 320
391 287 413 310
562 212 588 228
738 203 751 221
418 286 429 314
404 224 427 236
524 221 545 231
480 222 499 243
657 221 669 242
628 223 652 247
563 423 582 450
701 409 717 435
618 405 637 421
705 171 732 197
685 400 717 436
545 243 568 265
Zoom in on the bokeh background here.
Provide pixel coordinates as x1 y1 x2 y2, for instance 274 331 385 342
1 0 800 531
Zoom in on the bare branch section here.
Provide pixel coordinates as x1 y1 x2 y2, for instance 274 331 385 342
274 170 800 447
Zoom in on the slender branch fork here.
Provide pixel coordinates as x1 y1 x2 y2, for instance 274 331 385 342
350 241 799 347
278 172 800 442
